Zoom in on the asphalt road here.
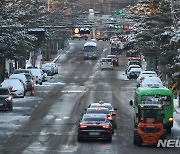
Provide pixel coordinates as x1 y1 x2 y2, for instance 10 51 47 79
0 40 180 154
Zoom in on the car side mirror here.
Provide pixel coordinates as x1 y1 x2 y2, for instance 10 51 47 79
114 108 117 111
129 100 133 106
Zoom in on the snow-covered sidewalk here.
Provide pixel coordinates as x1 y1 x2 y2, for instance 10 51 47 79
174 98 180 114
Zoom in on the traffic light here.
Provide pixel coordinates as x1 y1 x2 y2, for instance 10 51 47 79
74 28 80 34
73 28 90 35
123 24 130 29
80 28 90 34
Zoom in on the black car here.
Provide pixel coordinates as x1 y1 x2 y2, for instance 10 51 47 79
77 114 113 142
0 88 13 111
107 55 119 66
85 107 116 131
88 102 117 129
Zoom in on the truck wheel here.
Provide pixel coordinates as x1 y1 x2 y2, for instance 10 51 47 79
77 136 82 142
134 129 138 145
166 127 171 134
137 135 142 147
107 135 112 142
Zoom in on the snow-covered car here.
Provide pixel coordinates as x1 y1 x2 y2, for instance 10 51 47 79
42 63 54 76
101 58 113 70
1 79 25 98
127 68 142 79
126 65 141 74
49 62 58 74
39 69 47 82
13 69 33 77
140 76 163 88
28 68 43 85
137 71 158 87
0 87 13 111
21 73 34 91
9 74 28 91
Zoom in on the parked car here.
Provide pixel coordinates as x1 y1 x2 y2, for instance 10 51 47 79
28 68 43 85
21 73 34 91
107 55 119 66
1 79 25 98
40 69 47 82
13 69 33 77
0 87 13 111
50 62 58 74
9 74 28 91
42 63 54 76
136 71 158 87
101 58 113 70
127 68 142 79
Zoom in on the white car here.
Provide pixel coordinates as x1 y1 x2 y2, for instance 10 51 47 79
42 63 54 76
49 62 58 74
127 68 142 79
101 58 113 70
137 71 158 87
9 74 28 91
1 78 25 98
140 76 163 88
126 65 141 74
28 68 43 85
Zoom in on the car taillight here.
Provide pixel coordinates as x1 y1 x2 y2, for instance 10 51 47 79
107 116 113 121
79 125 87 129
115 60 118 62
102 125 110 129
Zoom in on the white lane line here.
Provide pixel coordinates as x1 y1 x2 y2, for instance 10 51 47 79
63 117 70 119
55 118 62 121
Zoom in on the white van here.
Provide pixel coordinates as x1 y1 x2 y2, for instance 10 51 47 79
101 58 113 70
83 41 97 59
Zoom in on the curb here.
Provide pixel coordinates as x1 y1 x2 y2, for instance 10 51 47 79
52 43 70 63
174 107 179 114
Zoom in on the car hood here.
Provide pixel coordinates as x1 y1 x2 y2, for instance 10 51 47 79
0 95 8 100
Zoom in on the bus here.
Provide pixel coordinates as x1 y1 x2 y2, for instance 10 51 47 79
83 41 97 60
131 87 173 133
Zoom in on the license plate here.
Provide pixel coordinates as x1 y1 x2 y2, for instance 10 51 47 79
89 132 100 136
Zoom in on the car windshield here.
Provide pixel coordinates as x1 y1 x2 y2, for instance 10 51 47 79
87 109 110 114
91 104 113 110
102 59 111 62
0 89 9 95
83 117 106 122
84 46 96 52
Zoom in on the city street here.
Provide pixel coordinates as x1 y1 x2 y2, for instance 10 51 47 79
0 40 180 154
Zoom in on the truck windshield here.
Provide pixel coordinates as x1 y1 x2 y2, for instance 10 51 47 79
140 109 163 123
141 95 171 105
